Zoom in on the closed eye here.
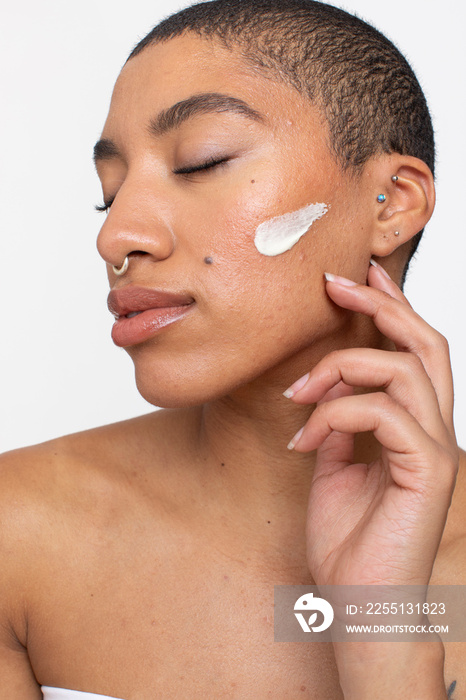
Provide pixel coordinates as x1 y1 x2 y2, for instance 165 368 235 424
173 156 231 176
95 197 115 214
95 156 231 212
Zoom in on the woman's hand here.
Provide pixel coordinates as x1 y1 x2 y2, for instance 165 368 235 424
285 261 458 589
284 261 458 698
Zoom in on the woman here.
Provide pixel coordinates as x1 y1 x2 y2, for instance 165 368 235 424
1 1 464 698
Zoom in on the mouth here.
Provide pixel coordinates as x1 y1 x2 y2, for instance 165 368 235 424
107 286 195 347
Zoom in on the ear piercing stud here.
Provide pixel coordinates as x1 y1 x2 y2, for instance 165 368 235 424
378 177 399 203
394 231 400 237
113 256 129 276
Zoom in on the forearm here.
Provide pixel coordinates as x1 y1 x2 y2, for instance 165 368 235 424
333 639 447 700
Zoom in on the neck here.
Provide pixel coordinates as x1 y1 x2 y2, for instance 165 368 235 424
193 318 387 505
198 380 316 516
172 319 390 574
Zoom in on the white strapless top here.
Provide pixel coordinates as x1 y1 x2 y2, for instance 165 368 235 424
41 687 125 699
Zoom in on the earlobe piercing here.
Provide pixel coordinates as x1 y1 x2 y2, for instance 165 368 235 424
394 231 400 237
112 256 129 276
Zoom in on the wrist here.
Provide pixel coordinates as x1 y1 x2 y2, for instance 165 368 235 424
334 640 446 700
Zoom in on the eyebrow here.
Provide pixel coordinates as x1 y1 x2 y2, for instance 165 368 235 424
149 92 264 136
93 92 264 164
93 138 121 164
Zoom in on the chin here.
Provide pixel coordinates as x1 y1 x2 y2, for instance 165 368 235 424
128 324 321 408
135 382 207 409
133 363 234 409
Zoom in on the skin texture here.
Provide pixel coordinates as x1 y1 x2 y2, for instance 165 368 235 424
0 34 464 699
96 38 379 410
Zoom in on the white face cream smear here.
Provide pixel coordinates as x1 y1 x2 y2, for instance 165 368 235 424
254 202 328 256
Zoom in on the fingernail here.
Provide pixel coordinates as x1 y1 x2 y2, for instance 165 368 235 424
287 427 304 451
369 259 392 280
283 372 310 398
324 272 358 287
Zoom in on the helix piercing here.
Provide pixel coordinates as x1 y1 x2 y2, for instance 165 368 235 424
112 256 129 276
377 194 386 203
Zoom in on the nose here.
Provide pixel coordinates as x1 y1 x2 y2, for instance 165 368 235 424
96 180 175 272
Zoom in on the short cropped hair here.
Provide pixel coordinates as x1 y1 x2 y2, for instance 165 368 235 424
129 0 435 282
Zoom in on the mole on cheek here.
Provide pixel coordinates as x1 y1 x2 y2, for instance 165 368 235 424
204 256 213 265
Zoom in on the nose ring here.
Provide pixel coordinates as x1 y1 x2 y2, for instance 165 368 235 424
112 256 129 276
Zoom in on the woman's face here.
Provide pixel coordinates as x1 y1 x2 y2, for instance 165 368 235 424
96 34 373 406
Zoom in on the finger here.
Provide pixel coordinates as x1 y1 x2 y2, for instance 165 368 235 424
323 272 455 434
313 381 355 476
289 393 457 490
287 347 449 446
367 259 413 307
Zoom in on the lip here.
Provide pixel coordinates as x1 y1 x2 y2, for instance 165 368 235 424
108 286 195 347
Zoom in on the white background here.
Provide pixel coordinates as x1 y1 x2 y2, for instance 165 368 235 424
1 0 465 452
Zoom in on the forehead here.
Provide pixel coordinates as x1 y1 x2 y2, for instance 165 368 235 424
103 34 328 144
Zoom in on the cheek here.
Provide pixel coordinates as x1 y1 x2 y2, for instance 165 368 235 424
127 228 345 409
200 208 361 365
129 260 339 411
203 243 329 351
180 165 289 260
186 195 335 325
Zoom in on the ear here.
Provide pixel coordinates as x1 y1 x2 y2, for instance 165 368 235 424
367 155 435 257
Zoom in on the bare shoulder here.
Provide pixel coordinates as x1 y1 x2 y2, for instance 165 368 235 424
0 409 192 629
0 409 188 573
0 406 198 543
0 413 150 538
0 408 186 491
0 411 196 691
0 411 157 498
